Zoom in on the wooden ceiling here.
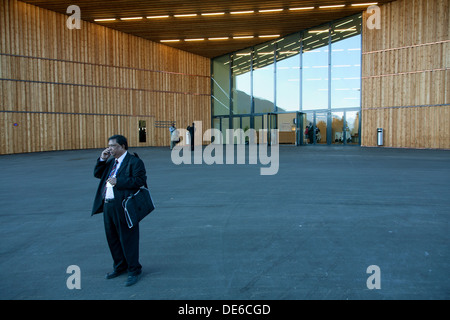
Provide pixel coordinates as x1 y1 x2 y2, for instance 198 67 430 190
21 0 394 58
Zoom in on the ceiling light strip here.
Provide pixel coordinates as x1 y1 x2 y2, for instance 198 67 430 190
120 17 143 20
259 35 280 38
258 9 283 13
160 35 283 43
319 5 346 9
351 3 378 6
233 36 254 39
174 13 198 17
230 10 254 15
94 18 116 22
289 7 315 11
147 15 170 19
201 12 225 16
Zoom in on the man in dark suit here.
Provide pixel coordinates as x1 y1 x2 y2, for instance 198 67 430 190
187 123 195 151
92 135 147 287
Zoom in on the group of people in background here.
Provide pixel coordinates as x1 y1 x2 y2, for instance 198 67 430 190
305 122 321 144
169 122 195 151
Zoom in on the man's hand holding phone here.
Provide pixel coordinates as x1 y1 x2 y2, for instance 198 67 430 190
101 148 111 160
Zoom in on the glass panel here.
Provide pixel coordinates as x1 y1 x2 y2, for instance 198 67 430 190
233 117 241 130
222 117 230 144
261 114 269 144
345 111 360 145
304 113 314 144
233 117 243 144
268 113 278 145
254 116 263 144
276 34 301 112
212 55 231 116
242 117 251 132
331 16 362 109
253 42 275 113
232 48 252 115
315 113 327 144
298 113 306 145
278 113 297 144
302 26 330 111
263 114 268 129
242 117 252 144
254 116 263 131
212 118 221 144
231 117 252 144
331 112 344 144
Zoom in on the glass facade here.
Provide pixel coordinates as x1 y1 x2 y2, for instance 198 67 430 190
211 14 362 145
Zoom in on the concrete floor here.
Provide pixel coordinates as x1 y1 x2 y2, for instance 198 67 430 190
0 145 449 300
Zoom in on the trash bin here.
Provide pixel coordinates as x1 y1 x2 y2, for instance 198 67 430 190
377 128 383 146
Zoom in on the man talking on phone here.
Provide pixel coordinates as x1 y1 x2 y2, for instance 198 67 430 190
91 135 147 286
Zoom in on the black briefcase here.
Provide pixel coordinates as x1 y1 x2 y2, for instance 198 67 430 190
122 187 155 228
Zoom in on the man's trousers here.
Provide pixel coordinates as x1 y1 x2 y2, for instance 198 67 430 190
103 200 142 275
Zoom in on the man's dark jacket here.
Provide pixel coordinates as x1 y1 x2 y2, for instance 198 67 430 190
91 152 147 216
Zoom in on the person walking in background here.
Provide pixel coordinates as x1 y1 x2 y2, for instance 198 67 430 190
169 123 179 150
187 123 195 151
307 123 314 144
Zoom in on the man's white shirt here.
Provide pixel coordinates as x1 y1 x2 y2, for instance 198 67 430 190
102 151 127 199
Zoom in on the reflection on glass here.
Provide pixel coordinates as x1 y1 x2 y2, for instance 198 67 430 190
345 111 360 144
276 34 301 112
315 113 327 144
302 28 330 111
253 42 275 113
232 48 252 115
331 16 362 109
332 112 344 144
304 113 314 144
212 55 230 116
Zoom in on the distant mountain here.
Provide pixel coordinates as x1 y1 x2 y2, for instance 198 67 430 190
232 90 277 114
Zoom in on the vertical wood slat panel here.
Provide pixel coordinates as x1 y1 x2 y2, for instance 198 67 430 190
362 0 449 149
0 0 211 154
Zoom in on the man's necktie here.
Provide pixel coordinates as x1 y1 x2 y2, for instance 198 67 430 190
103 160 118 199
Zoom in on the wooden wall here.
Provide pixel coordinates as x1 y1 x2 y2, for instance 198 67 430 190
0 0 211 154
361 0 449 149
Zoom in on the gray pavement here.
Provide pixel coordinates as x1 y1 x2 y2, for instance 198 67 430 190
0 145 449 300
